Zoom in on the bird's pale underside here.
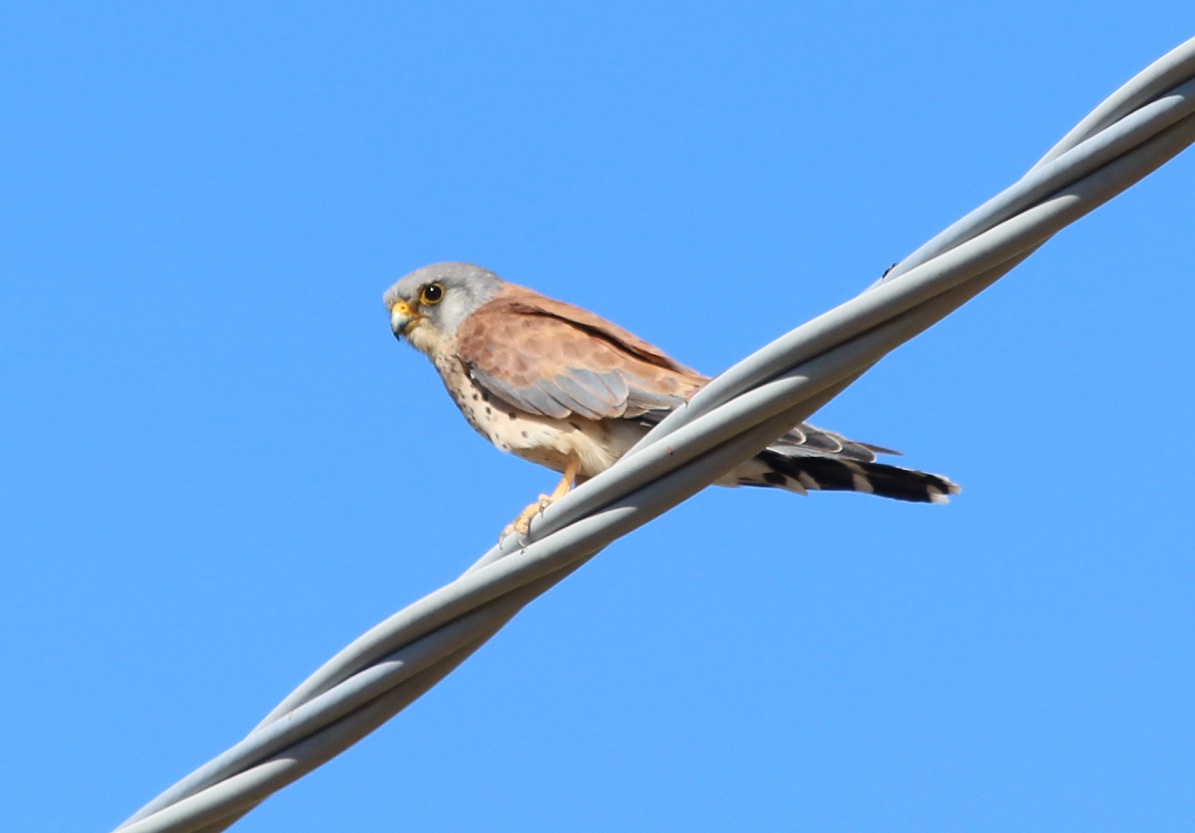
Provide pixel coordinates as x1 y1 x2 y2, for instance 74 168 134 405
384 262 959 536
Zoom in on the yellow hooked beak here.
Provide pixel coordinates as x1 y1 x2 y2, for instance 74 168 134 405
389 299 421 339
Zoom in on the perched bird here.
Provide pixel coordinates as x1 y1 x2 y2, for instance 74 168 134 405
384 262 959 535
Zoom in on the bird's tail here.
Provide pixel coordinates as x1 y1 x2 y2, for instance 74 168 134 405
735 448 961 504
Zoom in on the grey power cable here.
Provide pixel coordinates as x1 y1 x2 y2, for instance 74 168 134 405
114 36 1195 833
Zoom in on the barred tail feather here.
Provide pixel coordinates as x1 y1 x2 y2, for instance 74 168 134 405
740 449 961 504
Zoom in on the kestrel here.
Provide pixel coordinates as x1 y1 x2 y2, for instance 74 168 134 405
384 262 959 535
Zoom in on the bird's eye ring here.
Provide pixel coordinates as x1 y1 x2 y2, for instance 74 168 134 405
420 282 445 305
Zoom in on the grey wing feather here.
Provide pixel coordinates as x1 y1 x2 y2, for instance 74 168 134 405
468 364 687 421
620 379 687 416
553 372 625 418
536 377 605 420
770 423 898 463
467 367 570 419
595 370 629 403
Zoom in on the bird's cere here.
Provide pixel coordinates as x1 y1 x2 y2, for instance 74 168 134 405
389 300 415 338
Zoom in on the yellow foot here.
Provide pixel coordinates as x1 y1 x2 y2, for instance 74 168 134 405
509 494 554 535
498 456 581 542
499 496 548 543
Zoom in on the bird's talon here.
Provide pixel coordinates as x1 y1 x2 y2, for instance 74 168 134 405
501 501 541 541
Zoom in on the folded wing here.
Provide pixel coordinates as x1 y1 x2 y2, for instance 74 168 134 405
454 284 706 421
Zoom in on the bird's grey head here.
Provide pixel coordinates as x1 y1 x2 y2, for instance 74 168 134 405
383 262 505 349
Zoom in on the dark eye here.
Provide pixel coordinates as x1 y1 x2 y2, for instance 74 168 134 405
420 282 445 305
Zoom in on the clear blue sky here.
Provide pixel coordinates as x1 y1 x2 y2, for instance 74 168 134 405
3 4 1194 832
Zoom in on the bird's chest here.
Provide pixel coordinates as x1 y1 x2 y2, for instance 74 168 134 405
428 354 634 478
431 354 527 449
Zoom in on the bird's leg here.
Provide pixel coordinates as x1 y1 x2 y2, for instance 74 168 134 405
505 455 581 539
541 454 581 506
